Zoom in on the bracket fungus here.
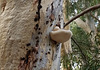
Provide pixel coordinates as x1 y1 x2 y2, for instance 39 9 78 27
50 26 72 43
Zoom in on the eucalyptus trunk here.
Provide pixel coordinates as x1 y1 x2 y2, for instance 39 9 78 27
0 0 70 70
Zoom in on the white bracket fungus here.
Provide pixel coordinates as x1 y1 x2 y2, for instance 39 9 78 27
50 26 72 43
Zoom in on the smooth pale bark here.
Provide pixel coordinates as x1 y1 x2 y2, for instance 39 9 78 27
86 15 97 45
60 0 72 70
0 0 68 70
74 15 97 45
74 18 91 33
61 0 72 56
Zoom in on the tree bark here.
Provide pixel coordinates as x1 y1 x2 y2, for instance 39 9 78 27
74 18 91 33
86 15 97 45
0 0 65 70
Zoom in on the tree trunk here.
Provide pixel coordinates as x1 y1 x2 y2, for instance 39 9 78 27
60 1 72 70
86 15 97 45
74 18 91 33
0 0 66 70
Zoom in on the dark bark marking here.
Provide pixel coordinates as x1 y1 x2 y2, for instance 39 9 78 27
33 58 38 63
38 28 41 30
34 14 39 22
48 52 50 54
46 7 49 11
26 49 28 50
34 24 39 30
51 2 54 12
49 43 50 46
40 58 42 62
34 0 42 22
33 66 37 67
40 32 42 35
35 36 39 39
49 48 51 51
45 53 47 55
20 57 25 60
1 0 6 12
49 13 55 21
35 24 39 28
26 43 31 46
38 32 41 34
50 24 53 27
56 22 61 28
46 21 49 24
58 15 60 21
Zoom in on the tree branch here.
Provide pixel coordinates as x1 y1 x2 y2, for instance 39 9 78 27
90 13 100 23
64 4 100 28
71 37 87 63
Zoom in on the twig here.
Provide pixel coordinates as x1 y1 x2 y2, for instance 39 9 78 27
64 4 100 28
90 13 100 23
71 37 87 63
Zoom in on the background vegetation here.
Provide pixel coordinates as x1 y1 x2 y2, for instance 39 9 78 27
62 0 100 70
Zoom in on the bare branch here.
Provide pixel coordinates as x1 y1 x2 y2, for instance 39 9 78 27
71 37 88 63
64 4 100 28
90 13 100 23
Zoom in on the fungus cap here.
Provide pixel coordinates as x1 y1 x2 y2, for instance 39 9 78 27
53 26 60 31
50 27 72 43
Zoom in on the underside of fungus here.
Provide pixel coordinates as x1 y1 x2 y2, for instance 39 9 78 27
50 26 72 43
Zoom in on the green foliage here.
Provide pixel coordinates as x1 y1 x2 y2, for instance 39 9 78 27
62 54 72 70
66 0 100 17
71 24 91 47
62 23 100 70
62 0 100 69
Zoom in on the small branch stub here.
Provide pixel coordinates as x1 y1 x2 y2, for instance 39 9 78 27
50 26 72 43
